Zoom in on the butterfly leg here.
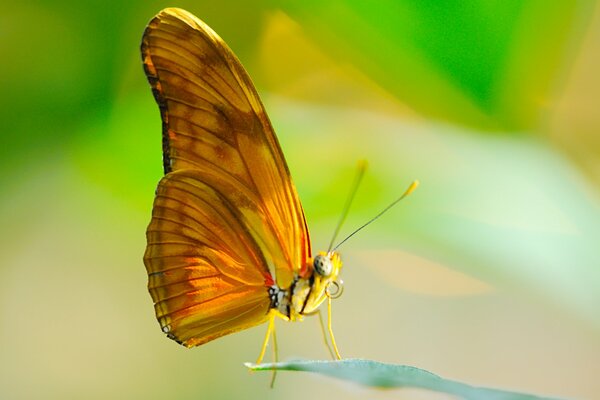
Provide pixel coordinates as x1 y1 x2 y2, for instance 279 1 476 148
256 311 276 364
269 321 278 388
327 295 342 359
317 310 336 359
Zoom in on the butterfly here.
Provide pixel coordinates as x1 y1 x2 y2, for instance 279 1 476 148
141 7 345 363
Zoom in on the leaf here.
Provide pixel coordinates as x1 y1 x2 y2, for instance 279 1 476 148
245 359 562 400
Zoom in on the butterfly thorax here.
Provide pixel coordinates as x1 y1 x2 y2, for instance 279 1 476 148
269 251 342 321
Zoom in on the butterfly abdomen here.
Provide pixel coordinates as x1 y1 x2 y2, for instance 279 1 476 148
268 274 315 321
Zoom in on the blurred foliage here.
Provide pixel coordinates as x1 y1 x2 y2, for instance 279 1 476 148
281 1 593 131
1 1 599 399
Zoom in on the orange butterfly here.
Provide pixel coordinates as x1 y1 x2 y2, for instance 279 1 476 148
141 8 345 362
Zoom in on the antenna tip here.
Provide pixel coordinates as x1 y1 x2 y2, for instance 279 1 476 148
404 180 419 197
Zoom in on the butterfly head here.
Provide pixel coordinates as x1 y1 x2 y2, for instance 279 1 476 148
301 251 343 314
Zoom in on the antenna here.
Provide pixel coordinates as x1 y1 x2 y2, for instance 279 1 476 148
327 160 368 252
332 179 419 251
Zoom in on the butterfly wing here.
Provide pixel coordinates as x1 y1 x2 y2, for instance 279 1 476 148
145 170 274 346
142 8 311 345
144 170 273 347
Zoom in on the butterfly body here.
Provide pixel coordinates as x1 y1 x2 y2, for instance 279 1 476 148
141 8 344 354
269 251 342 322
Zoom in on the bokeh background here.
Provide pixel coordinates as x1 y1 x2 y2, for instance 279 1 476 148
1 1 599 399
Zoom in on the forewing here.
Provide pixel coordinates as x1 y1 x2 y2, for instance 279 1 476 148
144 170 274 347
141 8 310 286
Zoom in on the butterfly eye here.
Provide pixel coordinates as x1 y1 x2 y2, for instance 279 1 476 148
313 254 333 277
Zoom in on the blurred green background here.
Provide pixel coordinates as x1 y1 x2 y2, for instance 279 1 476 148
1 1 599 399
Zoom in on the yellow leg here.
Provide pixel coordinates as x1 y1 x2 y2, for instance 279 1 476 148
256 313 275 364
269 323 279 388
317 310 336 359
327 295 342 359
